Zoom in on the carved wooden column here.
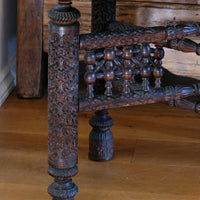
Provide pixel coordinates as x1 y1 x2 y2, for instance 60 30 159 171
89 0 116 161
17 0 44 98
48 0 80 199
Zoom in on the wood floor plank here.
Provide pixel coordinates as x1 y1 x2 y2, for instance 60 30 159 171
76 162 200 198
132 140 200 167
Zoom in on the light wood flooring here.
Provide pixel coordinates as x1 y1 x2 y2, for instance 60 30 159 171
0 91 200 200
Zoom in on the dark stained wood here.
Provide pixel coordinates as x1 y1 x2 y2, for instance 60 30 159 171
47 1 200 199
43 0 200 53
89 110 114 161
43 0 200 80
88 0 116 163
43 0 91 47
80 23 200 50
17 0 200 99
17 0 44 98
47 1 80 199
157 38 200 54
79 84 200 112
91 0 116 32
173 99 200 113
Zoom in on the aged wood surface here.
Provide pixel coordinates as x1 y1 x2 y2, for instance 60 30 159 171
79 84 200 112
47 1 80 199
43 0 200 80
91 0 116 32
17 0 44 98
87 0 116 162
89 110 114 161
80 23 200 50
1 91 200 199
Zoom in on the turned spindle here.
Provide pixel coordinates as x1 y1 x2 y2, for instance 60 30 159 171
122 46 133 94
141 43 151 91
104 48 115 96
153 47 164 88
84 51 96 98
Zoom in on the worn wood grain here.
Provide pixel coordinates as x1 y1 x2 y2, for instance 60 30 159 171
17 0 44 98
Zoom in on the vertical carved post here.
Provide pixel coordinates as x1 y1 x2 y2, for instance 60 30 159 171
92 0 116 32
48 1 80 199
88 0 116 161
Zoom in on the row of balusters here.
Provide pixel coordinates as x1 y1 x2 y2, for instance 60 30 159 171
84 43 165 98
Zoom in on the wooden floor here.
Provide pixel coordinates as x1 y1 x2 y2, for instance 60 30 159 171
0 91 200 200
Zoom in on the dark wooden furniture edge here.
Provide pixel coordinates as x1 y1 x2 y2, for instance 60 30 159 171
17 0 44 98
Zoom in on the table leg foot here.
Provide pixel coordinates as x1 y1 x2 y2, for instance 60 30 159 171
89 110 114 161
48 166 78 200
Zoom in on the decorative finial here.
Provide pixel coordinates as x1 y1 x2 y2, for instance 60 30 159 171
49 0 80 25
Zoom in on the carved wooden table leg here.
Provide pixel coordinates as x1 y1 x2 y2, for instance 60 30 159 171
89 110 114 161
88 0 117 161
48 1 80 199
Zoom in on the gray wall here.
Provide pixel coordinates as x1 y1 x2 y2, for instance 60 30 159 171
0 0 17 70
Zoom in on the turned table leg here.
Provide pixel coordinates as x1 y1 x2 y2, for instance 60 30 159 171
88 0 116 161
89 110 114 161
48 1 80 199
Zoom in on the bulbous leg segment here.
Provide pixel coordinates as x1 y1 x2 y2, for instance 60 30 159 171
48 166 78 200
48 179 78 200
89 110 114 161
